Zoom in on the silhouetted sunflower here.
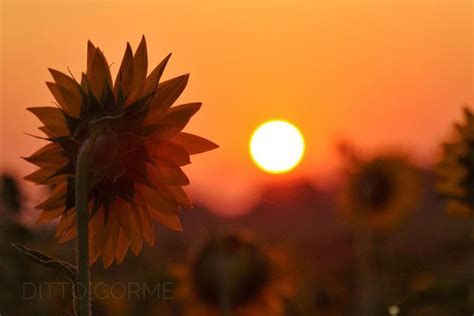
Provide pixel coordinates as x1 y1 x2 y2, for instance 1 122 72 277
176 233 293 316
436 107 474 216
23 37 218 267
340 154 422 231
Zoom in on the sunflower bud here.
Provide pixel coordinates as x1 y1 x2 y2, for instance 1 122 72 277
86 128 125 184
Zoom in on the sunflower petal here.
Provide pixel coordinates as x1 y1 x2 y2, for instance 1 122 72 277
114 43 134 100
49 69 78 94
102 207 120 268
37 206 64 224
87 40 96 76
58 225 77 243
142 53 171 97
88 48 112 99
149 211 183 232
89 210 106 265
145 140 190 166
143 102 201 139
36 181 67 210
132 36 148 91
138 184 179 215
148 162 189 186
168 186 193 208
48 69 81 117
90 235 104 265
46 82 81 117
27 107 69 137
38 126 57 138
115 228 130 263
58 231 74 243
146 74 189 116
115 199 143 256
58 201 88 242
170 132 219 155
46 82 66 108
23 170 49 184
135 204 154 246
24 168 69 185
23 143 69 171
89 207 105 238
56 211 76 240
80 72 88 91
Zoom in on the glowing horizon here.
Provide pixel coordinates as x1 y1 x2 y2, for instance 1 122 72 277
0 0 472 215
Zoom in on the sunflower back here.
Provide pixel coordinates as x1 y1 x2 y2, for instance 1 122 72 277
24 37 218 268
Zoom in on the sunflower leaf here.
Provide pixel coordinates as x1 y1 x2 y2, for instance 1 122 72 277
11 242 77 283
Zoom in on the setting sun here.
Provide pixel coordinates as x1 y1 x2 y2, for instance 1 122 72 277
250 120 305 174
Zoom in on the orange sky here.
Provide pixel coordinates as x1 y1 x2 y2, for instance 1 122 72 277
1 0 472 215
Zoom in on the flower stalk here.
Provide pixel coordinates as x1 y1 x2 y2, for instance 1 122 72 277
219 297 232 316
216 259 233 316
355 225 377 316
74 132 99 316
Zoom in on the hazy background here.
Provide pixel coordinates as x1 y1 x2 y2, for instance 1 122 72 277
1 1 473 315
1 0 472 215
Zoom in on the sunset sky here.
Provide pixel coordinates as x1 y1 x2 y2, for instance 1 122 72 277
1 0 472 215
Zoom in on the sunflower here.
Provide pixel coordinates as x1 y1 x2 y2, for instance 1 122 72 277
24 36 218 268
339 154 422 232
175 232 293 316
436 107 474 216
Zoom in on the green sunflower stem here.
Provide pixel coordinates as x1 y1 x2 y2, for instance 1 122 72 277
74 134 99 316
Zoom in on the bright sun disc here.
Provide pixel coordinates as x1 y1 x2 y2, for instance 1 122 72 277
250 120 305 174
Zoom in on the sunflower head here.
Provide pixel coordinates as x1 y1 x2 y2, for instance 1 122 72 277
340 153 422 231
24 37 218 268
436 107 474 216
191 233 270 308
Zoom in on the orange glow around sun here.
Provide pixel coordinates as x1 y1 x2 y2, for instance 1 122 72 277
0 0 471 214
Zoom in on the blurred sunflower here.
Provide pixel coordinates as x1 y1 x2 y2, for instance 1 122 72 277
436 107 474 216
23 37 218 268
175 232 293 316
0 173 23 214
340 154 422 232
